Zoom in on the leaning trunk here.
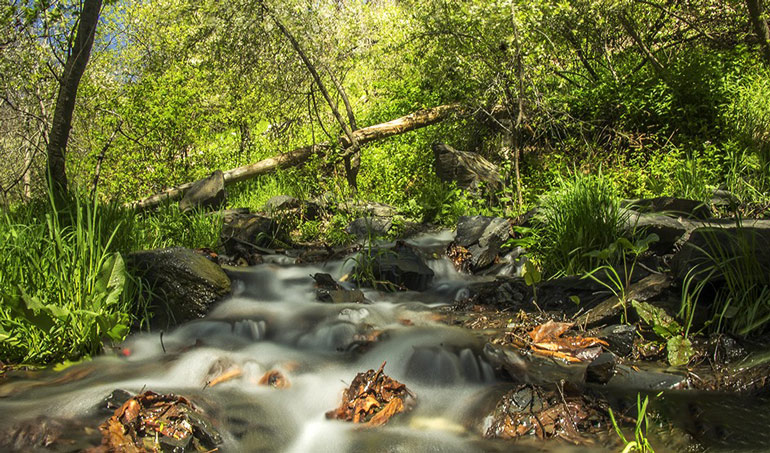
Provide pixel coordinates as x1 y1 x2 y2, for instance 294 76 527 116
129 103 464 210
46 0 103 200
747 0 770 65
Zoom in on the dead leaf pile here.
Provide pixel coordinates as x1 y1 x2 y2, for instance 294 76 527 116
88 391 221 452
325 362 414 427
484 385 607 444
528 321 608 363
447 243 472 273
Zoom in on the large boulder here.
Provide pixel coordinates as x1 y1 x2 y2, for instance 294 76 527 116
455 216 511 271
363 242 435 291
626 196 711 219
433 143 502 190
179 170 226 212
346 217 393 239
126 248 231 328
221 212 288 261
671 223 770 284
624 212 693 254
263 195 321 220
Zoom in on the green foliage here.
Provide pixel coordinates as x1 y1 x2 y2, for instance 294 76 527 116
534 172 629 276
0 195 135 364
609 393 656 453
633 300 693 367
583 233 658 322
680 226 770 336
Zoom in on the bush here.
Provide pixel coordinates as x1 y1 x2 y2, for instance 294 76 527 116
0 195 137 364
534 172 629 276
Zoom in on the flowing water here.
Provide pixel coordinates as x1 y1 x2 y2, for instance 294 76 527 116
2 232 770 452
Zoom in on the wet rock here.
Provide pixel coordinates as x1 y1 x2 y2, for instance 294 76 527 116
484 343 686 390
346 217 393 239
221 212 288 260
365 242 435 291
454 216 511 271
585 353 616 385
575 273 672 328
0 416 86 452
609 363 687 390
596 324 637 357
484 384 607 443
312 273 367 304
432 143 502 190
710 189 740 209
671 224 770 284
264 195 301 211
101 389 133 414
463 276 530 308
624 212 691 253
627 196 711 219
179 170 226 212
708 334 746 365
126 248 231 328
264 195 320 220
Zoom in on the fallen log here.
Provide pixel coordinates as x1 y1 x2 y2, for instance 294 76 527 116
343 103 463 147
128 144 326 210
128 103 465 210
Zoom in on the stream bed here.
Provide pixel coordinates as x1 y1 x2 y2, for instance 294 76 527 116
1 232 770 452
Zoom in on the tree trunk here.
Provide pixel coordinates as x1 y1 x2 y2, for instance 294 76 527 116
342 103 463 148
747 0 770 64
129 103 464 210
268 9 362 190
46 0 103 201
618 11 666 78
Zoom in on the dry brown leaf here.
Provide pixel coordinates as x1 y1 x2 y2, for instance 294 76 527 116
528 320 573 343
258 370 290 389
527 320 608 362
206 367 242 388
366 398 404 427
325 362 414 427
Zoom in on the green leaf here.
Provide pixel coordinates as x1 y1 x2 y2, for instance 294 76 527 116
9 288 56 332
667 336 694 367
93 253 127 309
569 295 581 306
632 300 682 339
523 260 541 286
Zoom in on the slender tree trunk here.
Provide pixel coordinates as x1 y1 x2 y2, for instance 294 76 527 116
747 0 770 64
46 0 103 201
239 121 252 164
91 123 121 198
511 7 525 210
619 11 666 78
267 9 362 189
328 70 361 190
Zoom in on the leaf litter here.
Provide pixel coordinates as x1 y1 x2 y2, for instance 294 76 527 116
326 362 415 427
87 391 221 452
527 320 608 363
484 384 610 445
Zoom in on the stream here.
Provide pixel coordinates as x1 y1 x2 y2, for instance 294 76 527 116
1 231 770 452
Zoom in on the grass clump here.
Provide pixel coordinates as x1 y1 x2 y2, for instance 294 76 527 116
680 225 770 336
534 172 629 276
0 195 138 364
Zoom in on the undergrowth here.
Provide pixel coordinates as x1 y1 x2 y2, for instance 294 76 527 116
533 172 630 276
0 192 221 365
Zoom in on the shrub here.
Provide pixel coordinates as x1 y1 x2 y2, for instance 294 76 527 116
0 195 137 364
534 172 629 276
